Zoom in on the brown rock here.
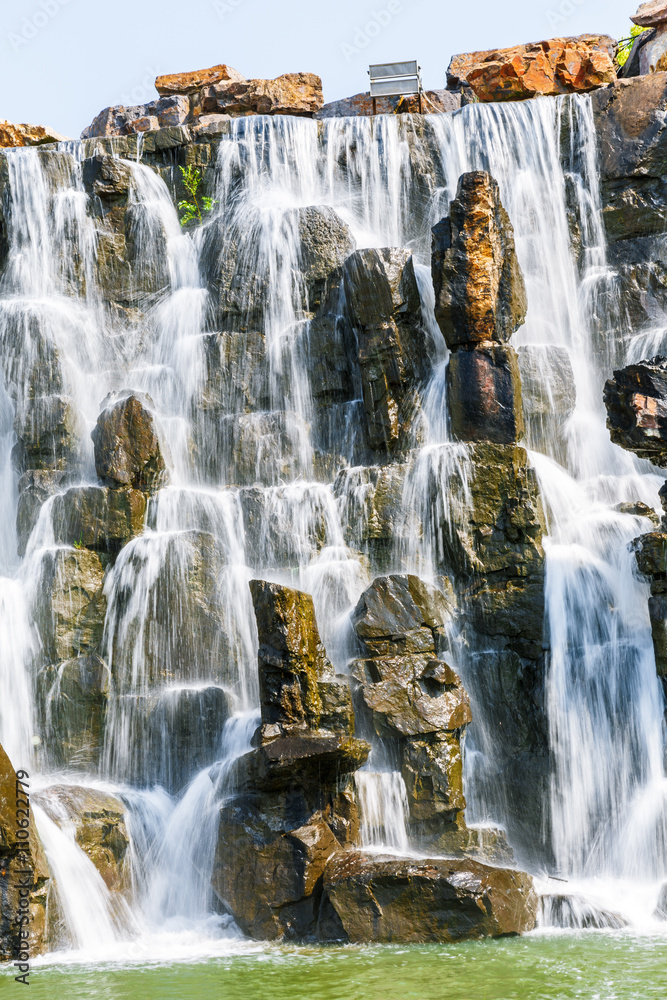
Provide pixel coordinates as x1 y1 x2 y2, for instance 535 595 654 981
316 90 461 118
235 733 370 792
50 485 147 555
35 548 107 665
401 732 466 830
351 655 471 739
0 742 50 961
318 852 538 942
432 171 527 349
155 64 245 96
632 1 667 26
0 121 68 148
250 580 333 733
33 785 128 894
201 72 323 118
447 344 525 445
213 797 342 941
352 574 452 657
92 391 170 492
447 35 617 102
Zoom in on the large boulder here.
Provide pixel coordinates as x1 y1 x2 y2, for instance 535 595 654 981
44 654 110 771
200 73 323 117
0 121 67 148
352 574 452 658
33 785 129 894
212 581 369 941
447 35 617 102
249 580 355 739
250 580 333 734
432 172 527 349
343 248 431 453
447 344 525 445
34 548 107 666
213 795 350 941
633 1 667 26
155 63 245 96
604 357 667 465
591 74 667 244
50 485 147 555
317 853 537 942
351 656 471 741
350 575 470 844
92 391 170 492
0 742 50 961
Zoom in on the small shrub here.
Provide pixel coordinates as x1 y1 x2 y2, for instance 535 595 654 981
617 24 651 67
178 164 216 226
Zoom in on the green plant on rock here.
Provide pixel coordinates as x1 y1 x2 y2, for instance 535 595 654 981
177 164 216 226
617 24 650 67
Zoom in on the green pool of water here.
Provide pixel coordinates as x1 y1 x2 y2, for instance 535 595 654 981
3 933 667 1000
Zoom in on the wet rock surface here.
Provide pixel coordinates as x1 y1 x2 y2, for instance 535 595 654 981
318 853 538 942
0 742 50 961
432 172 525 446
432 172 527 349
34 785 129 894
343 248 430 454
350 575 471 846
92 391 170 492
632 530 667 680
604 357 667 465
50 486 147 555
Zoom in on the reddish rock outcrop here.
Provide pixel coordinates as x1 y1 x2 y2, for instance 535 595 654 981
0 121 67 148
155 63 245 96
447 35 617 103
632 1 667 26
200 72 323 117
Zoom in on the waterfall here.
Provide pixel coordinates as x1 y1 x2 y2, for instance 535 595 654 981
0 93 665 957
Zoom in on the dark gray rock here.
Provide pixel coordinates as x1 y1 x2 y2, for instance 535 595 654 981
447 344 525 445
343 248 431 453
317 852 537 943
604 356 667 465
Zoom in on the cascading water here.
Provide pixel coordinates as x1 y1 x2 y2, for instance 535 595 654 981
0 91 665 962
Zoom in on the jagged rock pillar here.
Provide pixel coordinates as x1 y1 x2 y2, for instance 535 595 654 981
432 170 527 445
211 581 369 941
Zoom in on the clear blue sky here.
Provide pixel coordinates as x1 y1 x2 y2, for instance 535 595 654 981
1 0 635 137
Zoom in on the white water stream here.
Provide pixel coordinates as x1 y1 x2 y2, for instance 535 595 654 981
0 95 665 959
